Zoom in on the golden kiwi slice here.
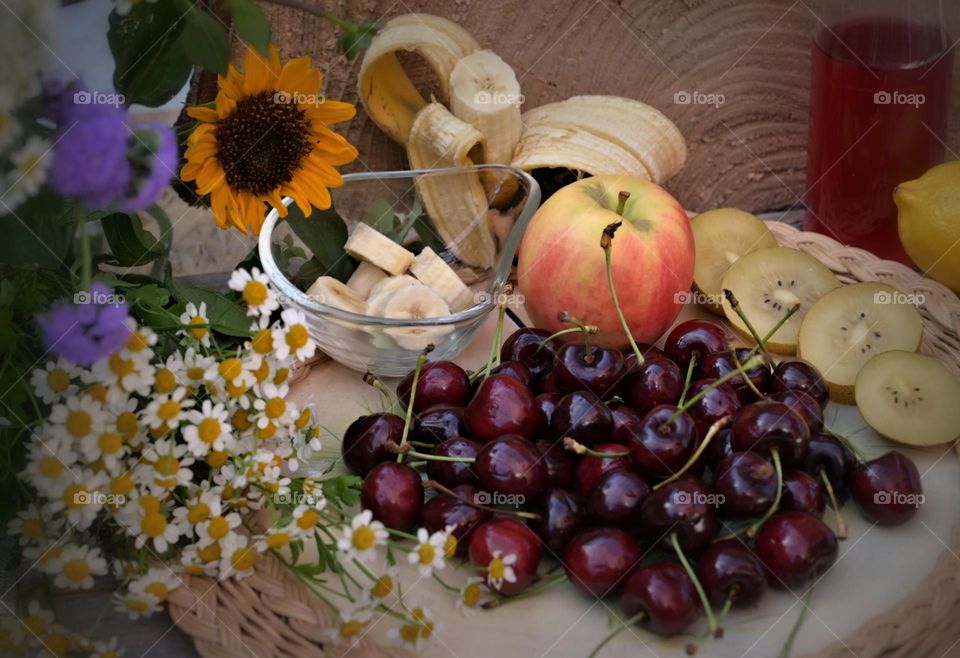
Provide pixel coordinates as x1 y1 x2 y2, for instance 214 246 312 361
855 351 960 446
720 247 841 354
797 282 924 404
691 208 778 315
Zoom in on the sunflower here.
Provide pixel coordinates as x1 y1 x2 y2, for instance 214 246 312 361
181 45 358 235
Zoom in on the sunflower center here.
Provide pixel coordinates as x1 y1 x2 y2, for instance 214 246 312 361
215 92 313 196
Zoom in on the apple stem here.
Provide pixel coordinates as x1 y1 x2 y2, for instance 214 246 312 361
424 480 542 520
536 325 598 354
729 348 764 399
744 448 783 539
671 532 720 637
818 469 848 540
615 190 630 217
663 356 764 428
563 436 629 458
601 220 646 367
558 311 595 359
587 610 646 658
678 354 698 406
396 345 433 462
653 416 731 491
362 371 397 413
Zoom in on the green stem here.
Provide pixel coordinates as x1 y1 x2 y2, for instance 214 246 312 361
602 216 645 367
399 447 474 463
397 346 432 462
822 426 869 464
818 469 848 540
777 585 814 658
432 573 460 593
653 416 730 490
724 289 766 353
743 302 801 361
535 326 595 354
481 287 511 377
743 448 783 539
77 207 91 291
730 347 764 399
678 354 697 406
563 437 629 459
664 356 763 427
671 532 719 636
588 610 646 658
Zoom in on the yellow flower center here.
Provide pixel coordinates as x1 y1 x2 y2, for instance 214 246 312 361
264 397 286 419
489 557 505 582
63 484 86 510
198 543 221 562
42 632 70 657
23 614 46 635
140 495 161 514
38 456 63 479
197 418 221 443
444 534 458 559
253 359 270 382
462 583 481 608
65 410 91 438
417 543 436 566
207 516 230 539
86 382 108 403
111 474 134 496
141 512 167 538
154 368 177 393
157 400 181 421
187 502 211 525
125 598 150 613
351 526 375 550
145 582 168 601
340 620 365 638
286 324 309 350
266 532 290 549
257 421 277 440
154 455 179 476
187 366 205 381
243 280 268 306
251 329 273 354
188 316 208 340
371 574 393 598
232 409 252 431
207 451 228 468
230 546 256 571
126 331 150 352
98 431 123 454
295 408 311 430
274 367 290 385
109 353 136 377
296 510 319 530
46 369 70 392
21 517 45 539
116 411 138 440
226 380 248 398
399 624 419 643
63 558 90 583
219 358 243 381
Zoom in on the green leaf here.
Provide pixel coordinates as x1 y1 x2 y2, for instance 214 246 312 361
321 474 362 508
101 213 164 267
108 1 193 107
363 198 397 235
169 281 252 338
285 205 354 283
0 192 73 270
178 1 231 75
338 22 381 60
225 0 271 55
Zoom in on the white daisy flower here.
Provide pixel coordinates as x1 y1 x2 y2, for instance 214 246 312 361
229 267 279 318
407 528 447 577
181 347 215 389
335 509 388 562
456 577 489 617
182 400 234 457
218 532 257 580
113 589 162 620
141 386 194 431
172 486 222 533
22 600 55 636
179 301 211 347
2 136 51 210
46 543 107 590
87 349 156 396
254 524 296 552
195 512 242 548
322 599 374 647
49 393 107 442
251 381 292 430
29 358 79 404
128 567 182 602
272 308 315 362
121 320 157 361
387 602 439 651
7 504 49 547
23 438 78 495
247 315 277 356
367 566 400 601
127 502 184 554
486 550 517 590
179 542 220 578
46 470 108 530
80 427 129 473
90 637 125 658
151 350 185 394
104 388 141 445
137 439 195 492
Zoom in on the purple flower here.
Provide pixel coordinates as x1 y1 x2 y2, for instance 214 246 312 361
119 121 176 212
37 284 130 367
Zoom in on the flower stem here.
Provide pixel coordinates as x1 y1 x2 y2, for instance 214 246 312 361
587 610 646 658
77 207 91 291
601 213 645 367
481 573 567 609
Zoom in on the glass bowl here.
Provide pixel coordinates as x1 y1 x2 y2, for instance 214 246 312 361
258 165 540 376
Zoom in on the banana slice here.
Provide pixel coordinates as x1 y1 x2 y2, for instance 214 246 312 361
346 261 388 298
379 284 454 351
306 276 366 313
407 103 497 269
366 275 421 315
450 50 522 165
358 13 480 144
344 223 415 276
410 246 475 311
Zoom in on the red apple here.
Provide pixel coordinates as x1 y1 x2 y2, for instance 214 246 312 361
517 175 694 348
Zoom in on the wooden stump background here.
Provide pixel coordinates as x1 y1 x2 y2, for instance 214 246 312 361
251 0 960 213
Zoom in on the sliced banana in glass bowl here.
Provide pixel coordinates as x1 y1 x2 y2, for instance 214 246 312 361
258 165 540 376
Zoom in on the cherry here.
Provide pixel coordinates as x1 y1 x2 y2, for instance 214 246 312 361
500 327 556 380
490 360 534 388
849 451 922 525
475 435 547 497
397 360 471 412
360 462 423 531
712 451 778 520
537 371 558 394
553 343 625 398
426 437 481 487
780 470 826 515
769 390 824 434
663 320 729 371
731 401 811 464
609 402 644 445
551 390 614 447
587 469 651 526
698 348 772 401
621 357 683 413
769 360 829 407
804 432 855 490
696 540 767 608
464 374 538 442
628 405 698 479
412 405 464 444
563 527 641 597
469 518 543 596
685 379 742 439
341 413 404 476
419 484 491 554
705 428 736 471
755 511 837 588
638 477 718 554
535 440 575 489
621 562 701 636
534 392 561 438
622 343 667 371
531 488 584 554
575 443 630 495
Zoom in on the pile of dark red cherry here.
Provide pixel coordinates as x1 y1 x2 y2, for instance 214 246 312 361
341 318 923 644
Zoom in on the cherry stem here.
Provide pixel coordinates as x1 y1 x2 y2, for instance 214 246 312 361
396 345 433 462
663 356 764 427
563 436 629 458
362 371 396 412
678 354 698 406
482 284 512 378
587 610 646 658
822 426 869 464
730 347 764 399
724 288 768 357
653 416 731 491
671 532 720 637
818 469 848 540
745 448 783 539
559 311 595 359
601 216 645 367
389 443 475 463
777 584 814 658
536 325 598 354
423 480 541 520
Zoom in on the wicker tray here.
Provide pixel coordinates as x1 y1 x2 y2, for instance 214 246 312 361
168 220 960 658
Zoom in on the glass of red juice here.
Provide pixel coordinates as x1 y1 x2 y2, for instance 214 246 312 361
805 4 953 264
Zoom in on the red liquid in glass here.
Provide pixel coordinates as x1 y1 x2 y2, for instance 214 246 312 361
805 15 953 264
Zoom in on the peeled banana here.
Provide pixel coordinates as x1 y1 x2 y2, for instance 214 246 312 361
358 14 480 144
380 284 453 351
306 277 366 314
344 223 415 276
511 122 650 179
411 246 475 311
346 261 388 298
366 275 421 314
449 50 522 165
406 103 498 270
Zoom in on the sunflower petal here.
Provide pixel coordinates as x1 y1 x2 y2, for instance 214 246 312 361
304 100 356 124
187 106 219 122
